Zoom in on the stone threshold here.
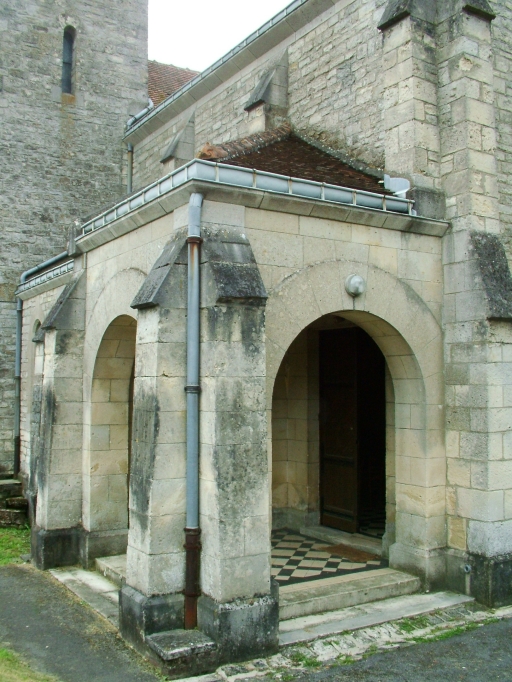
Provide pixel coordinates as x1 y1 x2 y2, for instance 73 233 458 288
53 554 419 628
49 566 120 627
300 524 383 556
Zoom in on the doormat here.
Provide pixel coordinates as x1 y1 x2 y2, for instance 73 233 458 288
271 529 388 586
319 544 378 563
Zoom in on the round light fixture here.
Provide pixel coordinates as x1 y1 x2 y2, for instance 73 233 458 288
345 274 366 297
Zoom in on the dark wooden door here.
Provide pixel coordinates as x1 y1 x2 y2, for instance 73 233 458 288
319 328 359 532
319 327 386 534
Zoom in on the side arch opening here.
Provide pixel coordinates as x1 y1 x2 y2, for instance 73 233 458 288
84 315 137 559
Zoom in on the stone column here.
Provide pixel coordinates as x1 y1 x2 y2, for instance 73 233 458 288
380 1 444 219
438 2 499 234
437 2 512 606
196 203 277 661
120 202 278 662
30 273 86 569
120 230 189 649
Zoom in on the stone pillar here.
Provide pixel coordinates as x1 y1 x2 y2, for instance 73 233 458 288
197 203 277 661
120 201 278 662
30 273 86 569
380 1 444 219
443 230 512 606
438 2 499 234
437 2 512 606
120 231 189 649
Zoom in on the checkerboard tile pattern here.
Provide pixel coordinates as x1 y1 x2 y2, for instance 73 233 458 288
271 529 388 586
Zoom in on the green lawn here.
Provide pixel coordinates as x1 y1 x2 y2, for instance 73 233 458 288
0 648 60 682
0 527 31 565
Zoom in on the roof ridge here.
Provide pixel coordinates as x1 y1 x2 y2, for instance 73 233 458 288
197 124 292 161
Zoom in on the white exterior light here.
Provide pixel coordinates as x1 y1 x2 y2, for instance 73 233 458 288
345 274 366 297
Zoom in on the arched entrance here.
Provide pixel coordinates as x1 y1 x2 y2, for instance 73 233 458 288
83 314 137 561
271 313 391 543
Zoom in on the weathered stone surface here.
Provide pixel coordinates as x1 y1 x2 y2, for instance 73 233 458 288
470 232 512 319
0 0 148 474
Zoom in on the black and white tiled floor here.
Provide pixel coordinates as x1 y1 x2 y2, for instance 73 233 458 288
358 510 386 538
271 529 388 586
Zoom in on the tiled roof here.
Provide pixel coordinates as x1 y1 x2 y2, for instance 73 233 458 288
197 125 388 194
148 60 199 106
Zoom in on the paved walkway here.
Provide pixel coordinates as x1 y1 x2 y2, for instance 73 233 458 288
0 564 160 682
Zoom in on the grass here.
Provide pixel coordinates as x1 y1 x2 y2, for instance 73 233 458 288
410 621 482 644
0 647 60 682
289 651 321 668
398 614 431 634
336 655 356 665
0 527 31 566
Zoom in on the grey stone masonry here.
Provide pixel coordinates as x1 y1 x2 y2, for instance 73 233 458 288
0 0 148 474
491 0 512 264
130 0 390 191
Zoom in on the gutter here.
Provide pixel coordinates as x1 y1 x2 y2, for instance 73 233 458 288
80 159 414 240
14 251 68 477
184 193 204 629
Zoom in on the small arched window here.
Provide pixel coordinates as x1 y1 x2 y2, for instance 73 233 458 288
62 27 75 94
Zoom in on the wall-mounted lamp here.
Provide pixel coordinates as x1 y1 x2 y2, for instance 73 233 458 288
345 274 366 297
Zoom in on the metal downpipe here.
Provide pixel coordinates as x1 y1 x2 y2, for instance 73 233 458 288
184 192 203 629
127 144 134 194
13 251 68 477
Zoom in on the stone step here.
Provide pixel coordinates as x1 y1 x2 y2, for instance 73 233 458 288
5 496 28 509
95 554 126 588
146 629 217 679
0 480 22 502
0 508 28 528
279 568 421 621
279 590 474 646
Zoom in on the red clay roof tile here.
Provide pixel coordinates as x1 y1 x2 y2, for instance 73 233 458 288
148 60 199 106
198 126 387 194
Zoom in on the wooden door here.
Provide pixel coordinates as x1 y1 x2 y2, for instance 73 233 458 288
319 328 359 532
319 327 386 534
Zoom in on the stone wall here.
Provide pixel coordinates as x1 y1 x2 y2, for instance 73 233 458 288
491 0 512 258
131 0 389 191
0 0 148 474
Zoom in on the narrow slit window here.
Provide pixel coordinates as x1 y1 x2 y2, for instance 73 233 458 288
62 27 75 94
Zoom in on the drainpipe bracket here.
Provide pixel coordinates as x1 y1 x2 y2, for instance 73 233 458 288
186 236 203 245
185 385 201 393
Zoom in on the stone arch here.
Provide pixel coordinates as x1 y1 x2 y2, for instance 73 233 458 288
265 259 445 580
81 268 144 561
83 314 136 556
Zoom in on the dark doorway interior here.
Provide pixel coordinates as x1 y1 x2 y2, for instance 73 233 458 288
319 327 386 537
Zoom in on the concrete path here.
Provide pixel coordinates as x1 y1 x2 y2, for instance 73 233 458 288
0 564 160 682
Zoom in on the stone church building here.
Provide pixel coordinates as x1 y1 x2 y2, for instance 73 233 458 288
4 0 512 673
